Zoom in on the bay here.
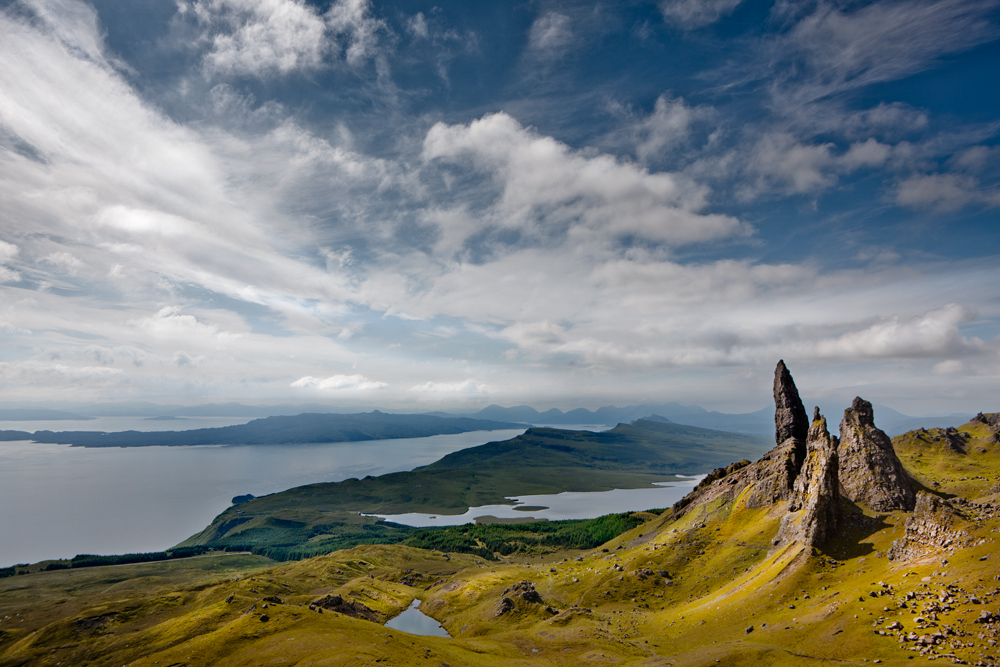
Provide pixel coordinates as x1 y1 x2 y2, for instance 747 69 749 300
0 426 527 567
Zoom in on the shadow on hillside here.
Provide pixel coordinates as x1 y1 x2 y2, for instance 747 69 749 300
822 500 892 561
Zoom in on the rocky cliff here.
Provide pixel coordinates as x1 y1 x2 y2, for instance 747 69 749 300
838 397 915 511
674 361 914 552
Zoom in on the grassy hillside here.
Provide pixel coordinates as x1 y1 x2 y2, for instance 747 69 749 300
179 420 769 560
3 415 997 666
0 414 1000 667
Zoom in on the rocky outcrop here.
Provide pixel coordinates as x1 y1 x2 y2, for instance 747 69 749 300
887 492 969 562
672 361 812 513
838 397 915 511
971 412 1000 430
494 581 544 617
774 409 840 547
311 594 378 622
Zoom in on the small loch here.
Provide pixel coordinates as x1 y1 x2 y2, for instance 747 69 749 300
385 600 451 637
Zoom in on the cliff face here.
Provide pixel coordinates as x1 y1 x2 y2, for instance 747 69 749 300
838 397 916 512
775 409 840 547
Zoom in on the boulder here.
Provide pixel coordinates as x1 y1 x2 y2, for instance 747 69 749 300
838 397 915 511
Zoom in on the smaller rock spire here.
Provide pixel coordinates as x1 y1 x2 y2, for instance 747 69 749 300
775 409 840 548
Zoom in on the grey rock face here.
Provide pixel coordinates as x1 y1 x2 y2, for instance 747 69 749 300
774 359 809 454
838 397 915 512
775 411 840 547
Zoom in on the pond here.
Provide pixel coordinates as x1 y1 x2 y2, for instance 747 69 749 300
385 600 451 637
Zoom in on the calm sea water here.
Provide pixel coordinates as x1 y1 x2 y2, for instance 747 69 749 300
0 420 528 567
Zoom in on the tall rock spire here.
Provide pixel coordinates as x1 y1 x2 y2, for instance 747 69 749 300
738 361 812 508
774 360 808 445
773 359 808 465
838 397 915 511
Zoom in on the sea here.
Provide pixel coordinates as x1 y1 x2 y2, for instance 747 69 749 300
0 419 695 568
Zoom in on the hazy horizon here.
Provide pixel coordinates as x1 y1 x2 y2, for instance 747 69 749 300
1 0 998 415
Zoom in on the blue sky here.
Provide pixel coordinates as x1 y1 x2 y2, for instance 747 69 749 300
0 0 998 414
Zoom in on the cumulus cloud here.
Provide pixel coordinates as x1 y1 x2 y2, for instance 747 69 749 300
291 374 388 390
739 133 894 199
129 307 246 343
422 112 745 250
813 304 986 360
184 0 388 77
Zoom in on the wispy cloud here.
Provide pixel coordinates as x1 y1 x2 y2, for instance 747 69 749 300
660 0 744 29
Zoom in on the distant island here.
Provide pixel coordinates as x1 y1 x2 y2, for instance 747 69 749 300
0 412 527 447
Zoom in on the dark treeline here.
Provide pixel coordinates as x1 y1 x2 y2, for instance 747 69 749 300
402 513 648 560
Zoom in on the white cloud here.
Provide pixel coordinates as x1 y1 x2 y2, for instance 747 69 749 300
528 12 572 53
813 304 986 360
0 266 21 283
291 374 388 390
0 240 18 261
185 0 387 77
740 134 894 199
775 0 1000 105
410 379 489 395
129 307 246 343
190 0 329 77
422 112 745 248
406 12 429 39
895 173 1000 211
633 95 709 163
660 0 744 29
42 251 83 273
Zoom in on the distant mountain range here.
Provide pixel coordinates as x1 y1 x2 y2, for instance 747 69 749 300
0 400 972 437
464 402 972 437
0 412 526 447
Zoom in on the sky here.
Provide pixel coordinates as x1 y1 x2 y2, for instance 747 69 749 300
0 0 998 415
